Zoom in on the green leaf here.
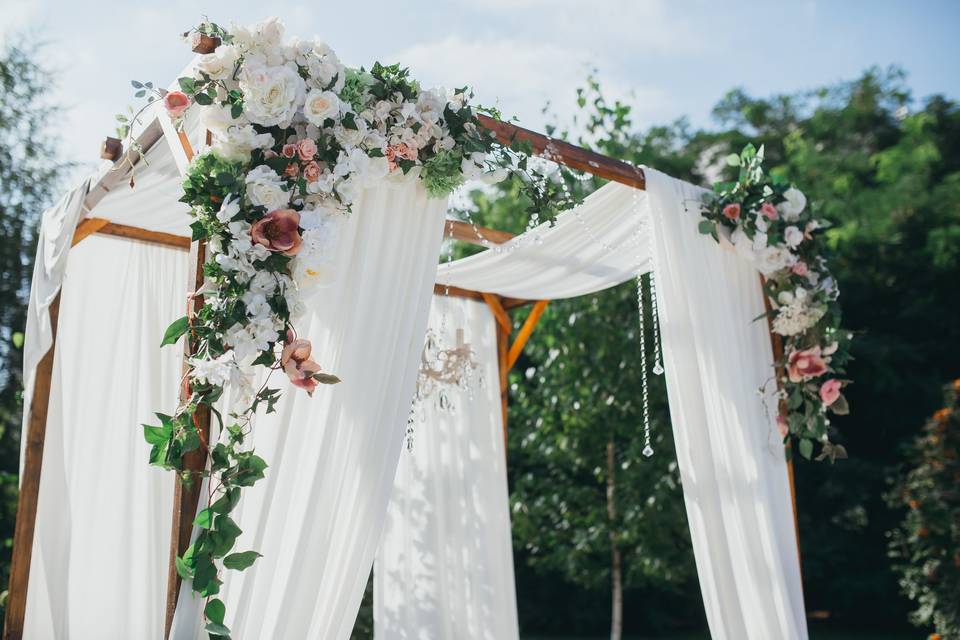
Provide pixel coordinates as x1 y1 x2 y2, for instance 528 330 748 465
205 621 231 636
178 77 197 94
223 551 261 571
161 316 190 347
195 92 213 106
194 508 215 529
798 438 814 460
142 425 170 446
725 153 741 166
697 220 715 235
216 172 236 187
312 372 341 385
204 598 226 625
175 554 194 580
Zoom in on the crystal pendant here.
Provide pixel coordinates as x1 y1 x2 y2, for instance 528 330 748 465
642 445 654 457
653 363 664 375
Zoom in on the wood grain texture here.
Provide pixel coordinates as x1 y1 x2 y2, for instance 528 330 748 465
3 294 60 640
477 114 646 190
445 219 515 246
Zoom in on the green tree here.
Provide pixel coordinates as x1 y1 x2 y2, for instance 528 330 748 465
0 39 63 607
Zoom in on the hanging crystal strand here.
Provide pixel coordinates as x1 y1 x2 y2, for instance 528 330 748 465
649 269 664 376
405 400 417 452
632 187 654 458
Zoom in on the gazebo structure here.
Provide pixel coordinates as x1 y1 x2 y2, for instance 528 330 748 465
6 37 807 640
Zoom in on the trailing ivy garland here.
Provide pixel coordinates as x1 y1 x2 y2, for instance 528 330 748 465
699 144 852 462
139 17 577 636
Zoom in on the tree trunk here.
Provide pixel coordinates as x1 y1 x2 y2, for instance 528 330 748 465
606 439 623 640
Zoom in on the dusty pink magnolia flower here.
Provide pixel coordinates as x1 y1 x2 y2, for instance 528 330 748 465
251 209 302 256
281 332 322 395
164 91 190 118
263 150 279 159
281 143 299 158
819 379 842 406
787 346 828 383
722 203 741 221
760 202 778 220
284 162 300 178
297 138 317 161
776 415 789 438
791 261 809 277
386 143 417 172
303 161 322 183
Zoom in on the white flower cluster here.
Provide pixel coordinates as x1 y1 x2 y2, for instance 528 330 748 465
188 351 257 405
771 287 827 336
192 17 502 215
290 207 343 296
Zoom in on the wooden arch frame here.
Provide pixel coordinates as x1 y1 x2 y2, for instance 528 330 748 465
2 107 800 639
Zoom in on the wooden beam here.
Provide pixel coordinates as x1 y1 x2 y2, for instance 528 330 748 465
444 219 515 246
83 118 165 215
100 136 122 161
97 222 191 250
3 294 61 640
481 292 512 334
507 300 549 370
477 114 646 190
71 218 110 246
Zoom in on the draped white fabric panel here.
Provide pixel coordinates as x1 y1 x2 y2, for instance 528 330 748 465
172 182 448 639
24 235 186 638
374 296 519 640
645 168 808 639
437 183 648 299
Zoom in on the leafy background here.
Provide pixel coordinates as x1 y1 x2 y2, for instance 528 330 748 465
3 35 960 639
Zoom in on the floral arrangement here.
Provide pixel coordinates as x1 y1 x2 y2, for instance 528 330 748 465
138 16 572 636
887 379 960 639
699 144 852 462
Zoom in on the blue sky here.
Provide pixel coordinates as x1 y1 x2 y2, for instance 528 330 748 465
2 0 958 177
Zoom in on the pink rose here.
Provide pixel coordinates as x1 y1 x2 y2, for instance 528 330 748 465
297 138 317 161
776 415 789 438
281 333 322 395
250 209 302 256
281 143 298 158
386 143 418 172
163 91 190 118
722 203 741 221
760 202 778 220
284 162 300 178
303 161 322 183
819 379 842 406
791 261 808 277
787 346 828 383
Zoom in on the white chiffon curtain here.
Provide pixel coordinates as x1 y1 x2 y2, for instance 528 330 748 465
440 175 808 639
171 182 448 639
374 296 519 640
24 235 186 638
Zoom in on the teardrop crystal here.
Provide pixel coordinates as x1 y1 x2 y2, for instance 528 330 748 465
642 445 654 457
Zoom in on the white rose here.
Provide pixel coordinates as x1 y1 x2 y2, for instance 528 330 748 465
239 63 305 128
257 17 285 47
336 176 362 204
197 44 240 80
244 165 290 210
756 244 796 276
303 89 340 127
777 187 806 221
334 118 368 148
784 225 804 248
212 124 274 163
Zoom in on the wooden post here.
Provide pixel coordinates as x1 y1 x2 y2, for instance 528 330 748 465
162 127 211 638
3 295 61 640
761 276 803 571
507 300 549 369
164 239 211 639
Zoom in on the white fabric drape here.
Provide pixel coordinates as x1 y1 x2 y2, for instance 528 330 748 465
171 181 448 639
645 168 808 639
23 235 186 638
437 183 648 300
374 296 519 640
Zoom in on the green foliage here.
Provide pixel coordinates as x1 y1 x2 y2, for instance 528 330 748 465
887 380 960 638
